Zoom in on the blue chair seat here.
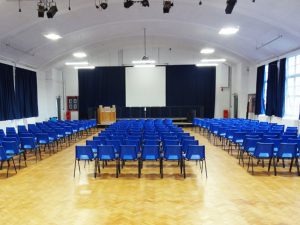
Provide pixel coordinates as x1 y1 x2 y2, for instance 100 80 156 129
166 155 180 160
122 154 135 160
100 155 114 160
0 155 13 160
6 149 24 155
144 155 156 160
78 155 94 160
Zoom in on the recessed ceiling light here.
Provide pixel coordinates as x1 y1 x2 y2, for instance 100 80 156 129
196 63 218 67
132 60 156 64
134 65 156 68
65 62 89 66
44 33 62 40
73 52 87 58
200 48 215 54
74 66 95 70
219 26 239 35
201 58 226 62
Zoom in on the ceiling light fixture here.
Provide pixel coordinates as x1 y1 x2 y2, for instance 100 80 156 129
163 0 174 13
201 58 226 62
225 0 237 14
132 28 156 66
74 66 95 70
44 33 62 40
141 0 149 7
124 0 134 8
219 26 239 35
196 63 218 67
73 52 87 58
134 65 155 68
65 62 89 66
200 48 215 54
95 0 108 10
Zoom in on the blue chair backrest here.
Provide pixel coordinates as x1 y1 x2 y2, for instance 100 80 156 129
163 139 180 146
262 134 278 142
253 142 274 158
282 134 297 142
276 143 298 158
182 140 199 152
266 138 282 150
144 139 160 145
120 145 137 160
106 140 121 152
164 145 182 160
285 138 300 150
20 137 36 149
2 141 19 154
0 146 9 160
97 145 116 160
186 145 205 160
243 138 262 151
181 136 195 142
75 146 94 160
141 145 160 160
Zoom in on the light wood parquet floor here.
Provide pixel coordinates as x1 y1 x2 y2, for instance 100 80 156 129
1 128 300 225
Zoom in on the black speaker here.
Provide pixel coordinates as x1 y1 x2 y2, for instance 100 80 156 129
187 110 196 122
87 107 96 119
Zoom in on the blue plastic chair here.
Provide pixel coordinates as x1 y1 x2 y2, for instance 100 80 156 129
95 145 118 178
0 146 17 177
247 142 275 175
119 145 139 177
275 143 299 176
163 145 184 177
74 146 95 177
2 141 27 170
184 145 207 178
36 133 55 154
140 145 162 178
20 137 42 162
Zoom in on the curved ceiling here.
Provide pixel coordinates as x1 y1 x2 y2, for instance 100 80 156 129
0 0 300 69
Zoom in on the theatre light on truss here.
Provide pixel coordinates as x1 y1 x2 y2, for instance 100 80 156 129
163 0 174 13
124 0 134 8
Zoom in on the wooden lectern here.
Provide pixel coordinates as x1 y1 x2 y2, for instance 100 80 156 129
97 105 116 125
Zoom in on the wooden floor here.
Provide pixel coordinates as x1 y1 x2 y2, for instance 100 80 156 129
1 128 300 225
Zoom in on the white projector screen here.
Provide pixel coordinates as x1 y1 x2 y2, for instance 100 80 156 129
125 67 166 107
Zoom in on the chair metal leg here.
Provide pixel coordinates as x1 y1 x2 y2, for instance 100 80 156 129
273 157 277 176
182 159 186 179
6 160 10 178
78 160 81 173
138 159 141 178
251 157 254 175
73 159 77 178
247 156 251 171
296 158 300 176
289 158 294 172
12 158 17 174
94 160 98 178
268 158 272 174
160 158 163 179
204 160 208 178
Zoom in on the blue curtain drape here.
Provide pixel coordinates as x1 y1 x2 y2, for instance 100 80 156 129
255 65 265 115
15 67 39 118
166 65 216 118
78 67 126 119
265 61 278 116
0 63 18 121
275 58 286 117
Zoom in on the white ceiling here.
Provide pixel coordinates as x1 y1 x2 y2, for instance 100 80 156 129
0 0 300 69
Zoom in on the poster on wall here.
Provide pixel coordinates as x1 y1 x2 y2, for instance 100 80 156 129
67 96 78 111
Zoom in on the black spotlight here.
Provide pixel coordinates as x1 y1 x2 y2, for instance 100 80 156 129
225 0 237 14
124 0 134 8
141 0 149 7
47 4 58 18
163 0 173 13
37 3 45 17
100 2 108 9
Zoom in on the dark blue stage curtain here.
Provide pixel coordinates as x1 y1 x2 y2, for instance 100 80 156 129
265 61 278 116
0 63 17 121
15 67 39 118
255 66 265 115
78 67 125 119
166 65 216 118
275 58 286 117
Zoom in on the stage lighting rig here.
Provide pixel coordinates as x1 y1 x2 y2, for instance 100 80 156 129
163 0 173 13
124 0 134 8
141 0 149 7
47 1 58 18
95 0 108 10
225 0 237 14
